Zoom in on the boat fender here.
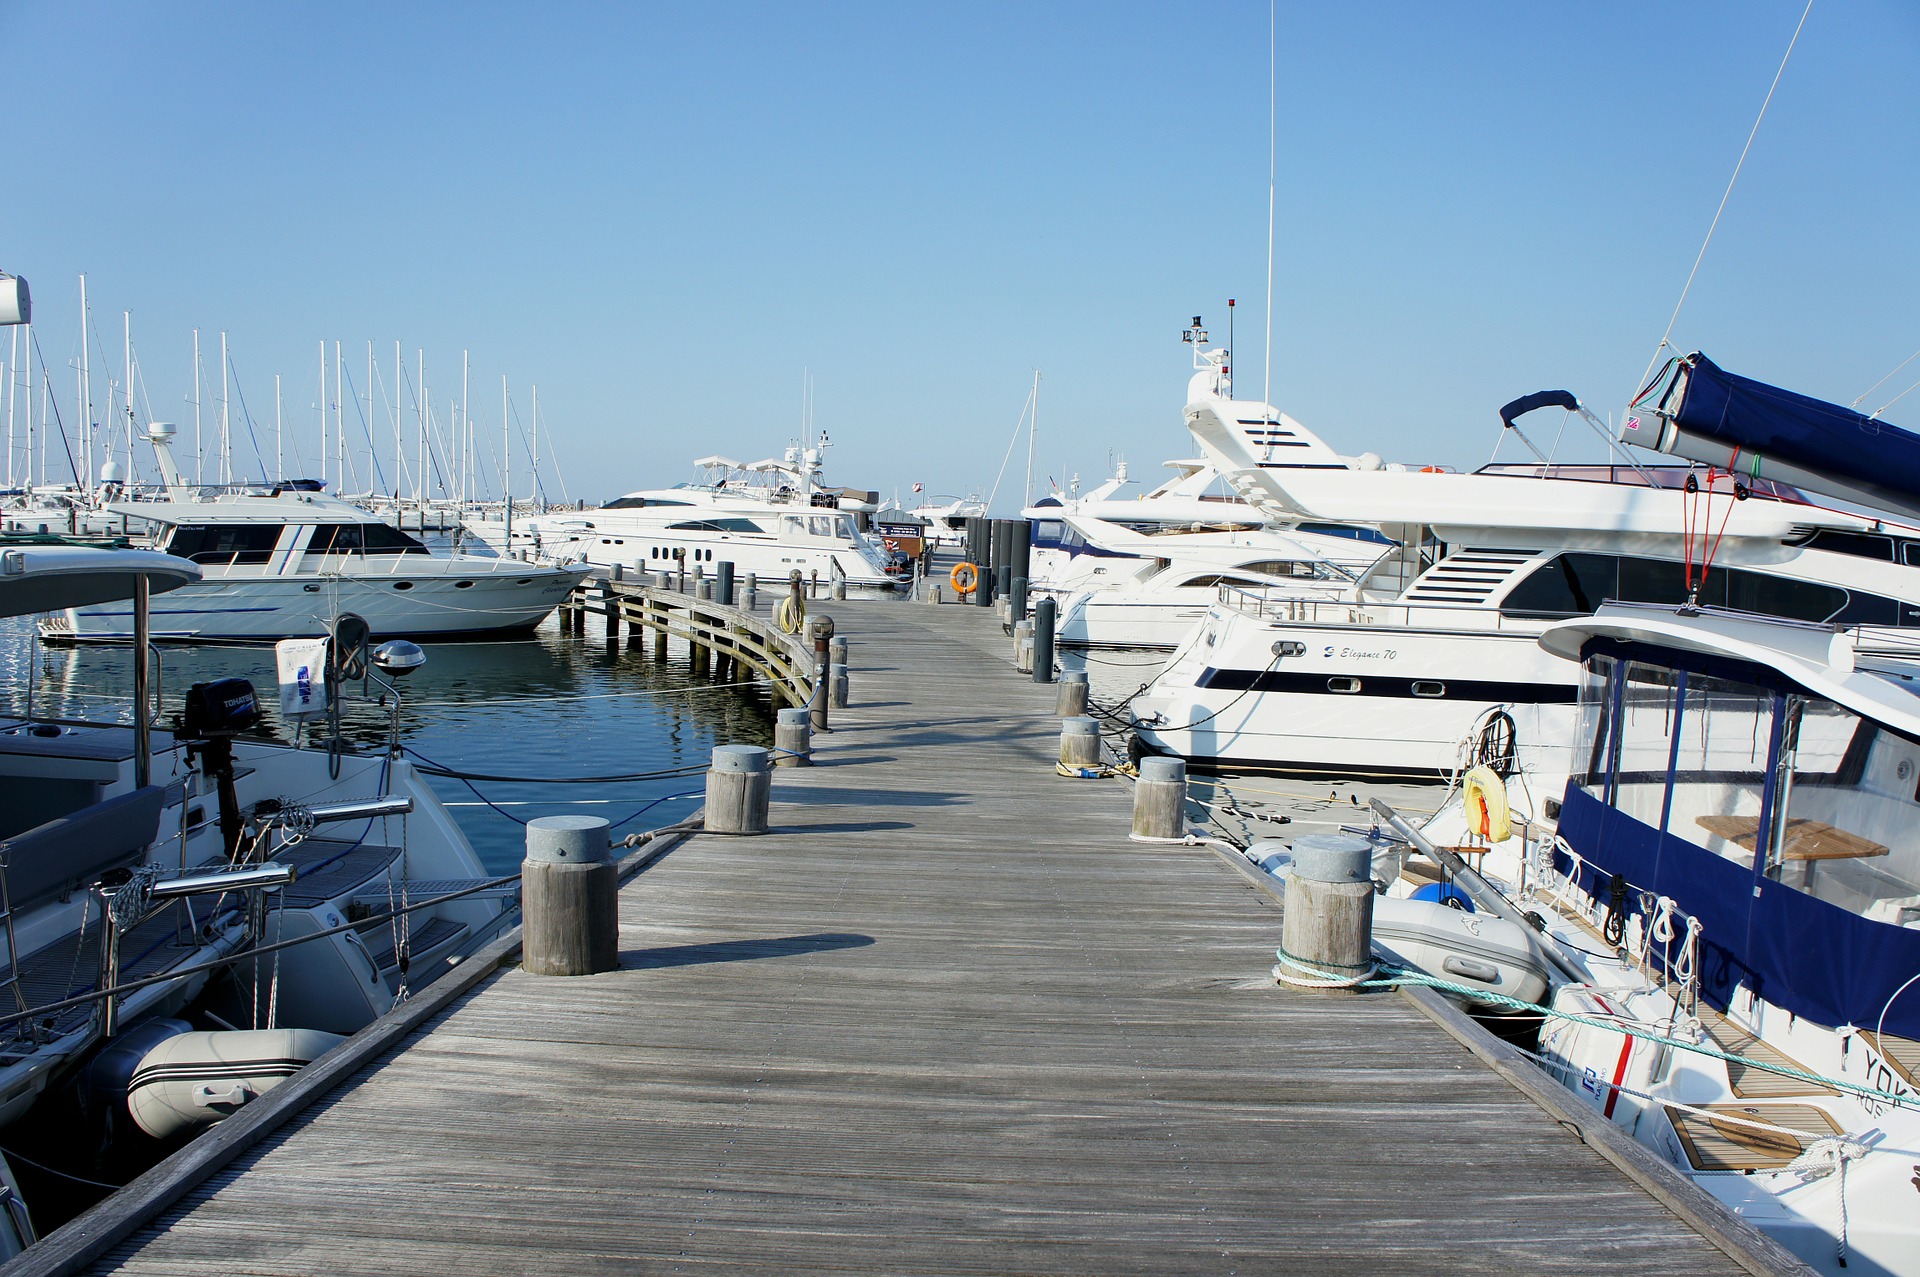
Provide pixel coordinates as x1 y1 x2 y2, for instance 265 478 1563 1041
950 562 979 596
1462 765 1511 843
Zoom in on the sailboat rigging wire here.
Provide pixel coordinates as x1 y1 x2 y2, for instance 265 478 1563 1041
29 331 81 485
983 381 1036 512
1867 373 1920 421
1634 0 1814 397
1852 344 1920 408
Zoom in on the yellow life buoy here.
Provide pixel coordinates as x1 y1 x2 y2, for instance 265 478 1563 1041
950 562 979 596
775 594 806 635
1462 765 1511 843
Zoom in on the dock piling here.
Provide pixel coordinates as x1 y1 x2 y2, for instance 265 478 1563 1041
829 663 850 708
704 745 770 835
1131 756 1187 840
1058 716 1101 771
1275 834 1377 990
1012 620 1034 673
774 706 812 766
743 571 757 610
1032 596 1056 683
1056 670 1089 716
522 816 618 977
717 561 735 607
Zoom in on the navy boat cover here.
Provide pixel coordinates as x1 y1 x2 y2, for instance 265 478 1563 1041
1640 351 1920 511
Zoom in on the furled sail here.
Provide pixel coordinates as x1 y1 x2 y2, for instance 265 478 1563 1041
1625 351 1920 518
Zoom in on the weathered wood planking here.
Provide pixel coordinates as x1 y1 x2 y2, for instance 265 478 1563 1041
80 600 1770 1276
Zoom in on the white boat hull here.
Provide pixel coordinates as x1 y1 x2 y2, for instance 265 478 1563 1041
47 566 584 642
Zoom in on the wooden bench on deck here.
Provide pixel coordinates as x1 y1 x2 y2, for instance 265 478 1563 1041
1694 814 1889 862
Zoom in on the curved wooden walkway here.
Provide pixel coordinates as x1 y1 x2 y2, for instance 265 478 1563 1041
51 599 1789 1275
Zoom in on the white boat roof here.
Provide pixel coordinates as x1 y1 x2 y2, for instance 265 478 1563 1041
1539 602 1920 738
103 494 386 526
0 543 200 618
1184 394 1887 541
692 455 743 471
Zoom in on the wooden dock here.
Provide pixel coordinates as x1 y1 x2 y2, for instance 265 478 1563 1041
24 598 1804 1275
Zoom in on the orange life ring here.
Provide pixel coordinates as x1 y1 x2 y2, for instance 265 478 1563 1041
1419 465 1445 474
950 562 979 596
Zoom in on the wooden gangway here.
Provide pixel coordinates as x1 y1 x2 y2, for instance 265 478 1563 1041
19 598 1803 1276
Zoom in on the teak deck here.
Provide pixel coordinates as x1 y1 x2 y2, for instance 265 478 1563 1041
57 599 1790 1275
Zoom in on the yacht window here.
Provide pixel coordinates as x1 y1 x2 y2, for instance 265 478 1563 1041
1654 673 1775 868
603 496 692 509
1793 528 1895 561
665 518 765 534
1503 552 1849 623
1033 520 1066 546
808 516 838 538
304 522 429 557
1241 560 1317 579
162 523 281 565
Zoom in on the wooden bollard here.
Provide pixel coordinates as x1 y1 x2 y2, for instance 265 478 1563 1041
925 584 941 605
1058 716 1101 771
611 562 625 583
521 816 618 977
705 745 770 835
774 707 811 766
1056 670 1089 717
600 581 619 637
744 572 758 610
828 635 848 670
830 578 846 601
829 662 849 708
1275 834 1376 989
1013 620 1034 673
1132 755 1187 839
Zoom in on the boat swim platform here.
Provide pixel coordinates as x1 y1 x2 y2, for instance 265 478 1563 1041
16 599 1808 1277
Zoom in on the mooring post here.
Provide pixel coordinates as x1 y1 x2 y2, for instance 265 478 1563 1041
1275 834 1377 990
808 569 819 599
1012 619 1034 673
807 615 834 731
717 560 735 607
521 816 618 977
830 577 846 601
652 599 668 661
829 662 850 708
774 706 812 766
1058 716 1101 771
1132 755 1187 840
1032 596 1056 683
743 571 758 611
705 745 770 835
696 578 712 602
600 579 619 638
1056 669 1089 717
1008 575 1028 626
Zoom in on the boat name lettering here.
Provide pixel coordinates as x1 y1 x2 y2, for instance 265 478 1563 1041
1858 1045 1915 1118
1332 646 1395 661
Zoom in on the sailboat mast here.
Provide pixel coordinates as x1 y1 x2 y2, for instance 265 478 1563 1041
335 342 345 490
531 383 539 511
192 328 202 486
318 340 327 488
502 374 511 550
274 373 283 480
219 330 230 487
461 349 469 513
123 311 134 484
393 339 402 499
78 274 91 497
5 327 15 491
416 347 426 507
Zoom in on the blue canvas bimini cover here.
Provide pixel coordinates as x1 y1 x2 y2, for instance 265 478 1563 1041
1656 351 1920 511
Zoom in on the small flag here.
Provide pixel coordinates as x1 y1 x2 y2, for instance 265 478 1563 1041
1625 415 1641 432
912 481 923 493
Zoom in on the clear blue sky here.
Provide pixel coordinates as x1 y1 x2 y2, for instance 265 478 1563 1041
5 2 1916 512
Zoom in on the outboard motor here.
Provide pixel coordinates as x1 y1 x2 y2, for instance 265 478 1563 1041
179 678 262 860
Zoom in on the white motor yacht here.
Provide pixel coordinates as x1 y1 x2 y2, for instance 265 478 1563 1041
512 448 904 595
1131 361 1920 778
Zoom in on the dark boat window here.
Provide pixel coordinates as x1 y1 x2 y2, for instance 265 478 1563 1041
161 523 281 565
665 518 764 534
305 523 430 557
603 496 692 510
1503 551 1853 624
1793 528 1895 561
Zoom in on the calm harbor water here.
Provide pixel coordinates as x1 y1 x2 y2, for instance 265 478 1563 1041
0 613 778 872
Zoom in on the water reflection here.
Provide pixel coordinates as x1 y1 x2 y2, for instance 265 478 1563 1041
0 616 775 872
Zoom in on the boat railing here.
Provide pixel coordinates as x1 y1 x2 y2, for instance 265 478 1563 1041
1212 583 1539 632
